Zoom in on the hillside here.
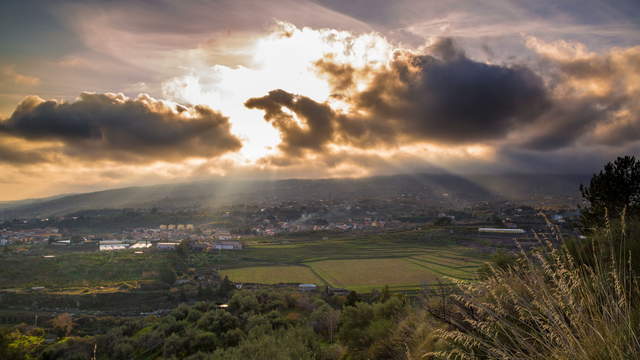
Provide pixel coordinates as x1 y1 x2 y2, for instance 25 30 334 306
0 173 588 220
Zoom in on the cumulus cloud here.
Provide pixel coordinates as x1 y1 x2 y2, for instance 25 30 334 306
246 38 549 158
520 39 640 150
0 92 242 163
245 35 640 172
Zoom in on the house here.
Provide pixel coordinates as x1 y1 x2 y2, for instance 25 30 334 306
130 242 152 249
216 231 233 241
213 241 243 250
99 244 128 251
100 240 124 245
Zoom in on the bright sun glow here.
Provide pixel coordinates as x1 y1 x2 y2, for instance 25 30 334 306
162 22 395 161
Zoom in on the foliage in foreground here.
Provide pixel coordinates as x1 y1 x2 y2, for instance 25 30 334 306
431 222 640 360
580 155 640 229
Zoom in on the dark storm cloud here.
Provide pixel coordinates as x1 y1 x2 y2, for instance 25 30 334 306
348 39 549 144
247 38 550 156
0 143 47 165
248 37 640 167
245 89 336 156
0 93 242 163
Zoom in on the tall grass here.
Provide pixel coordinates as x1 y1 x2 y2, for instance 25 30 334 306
429 220 640 360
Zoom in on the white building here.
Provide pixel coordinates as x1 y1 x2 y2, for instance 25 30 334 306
100 244 128 251
298 284 317 292
213 241 243 250
478 228 526 234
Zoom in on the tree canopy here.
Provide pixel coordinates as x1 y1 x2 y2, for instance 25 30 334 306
580 155 640 228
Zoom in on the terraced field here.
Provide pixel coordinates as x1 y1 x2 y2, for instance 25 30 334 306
210 230 490 291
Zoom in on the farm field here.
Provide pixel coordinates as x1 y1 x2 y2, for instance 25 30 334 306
307 258 439 291
0 250 172 288
210 229 490 291
0 229 491 293
220 265 323 284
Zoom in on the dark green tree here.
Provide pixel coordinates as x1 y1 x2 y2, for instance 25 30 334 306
159 265 177 286
345 291 360 307
580 156 640 229
218 275 235 297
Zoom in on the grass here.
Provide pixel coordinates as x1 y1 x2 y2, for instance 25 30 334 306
307 258 440 291
430 221 640 360
220 265 323 285
197 230 489 291
0 249 172 288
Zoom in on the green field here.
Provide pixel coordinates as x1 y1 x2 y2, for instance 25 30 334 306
308 258 438 291
207 229 489 291
220 265 322 284
0 228 489 292
0 250 173 288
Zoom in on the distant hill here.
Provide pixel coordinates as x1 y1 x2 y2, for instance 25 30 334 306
0 174 589 220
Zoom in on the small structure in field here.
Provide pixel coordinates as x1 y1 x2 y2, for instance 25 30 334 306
298 283 317 292
156 242 179 250
478 227 526 234
213 241 243 250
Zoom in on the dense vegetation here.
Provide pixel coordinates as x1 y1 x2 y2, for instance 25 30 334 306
580 155 640 229
0 288 446 360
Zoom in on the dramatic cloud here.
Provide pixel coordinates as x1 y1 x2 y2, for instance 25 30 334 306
0 142 47 165
245 35 640 171
520 39 640 150
246 38 549 157
0 3 638 201
245 89 336 156
0 92 242 163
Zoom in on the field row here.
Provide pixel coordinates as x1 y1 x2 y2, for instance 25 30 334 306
220 252 485 291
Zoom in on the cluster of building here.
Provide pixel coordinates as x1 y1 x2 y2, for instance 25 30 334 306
252 218 410 236
0 227 61 246
0 223 245 254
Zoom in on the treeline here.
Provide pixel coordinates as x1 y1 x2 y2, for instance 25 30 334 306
0 287 445 359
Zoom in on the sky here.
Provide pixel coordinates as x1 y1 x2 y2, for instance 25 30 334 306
0 0 639 201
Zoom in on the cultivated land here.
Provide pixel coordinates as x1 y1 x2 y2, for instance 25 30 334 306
308 258 438 291
0 250 172 288
220 265 322 285
213 228 488 291
0 228 490 294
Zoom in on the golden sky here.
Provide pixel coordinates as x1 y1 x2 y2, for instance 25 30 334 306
0 0 639 201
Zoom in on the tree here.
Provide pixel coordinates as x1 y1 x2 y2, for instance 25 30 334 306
345 291 360 307
159 265 177 286
580 156 640 229
51 313 74 337
433 217 453 226
218 276 235 297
